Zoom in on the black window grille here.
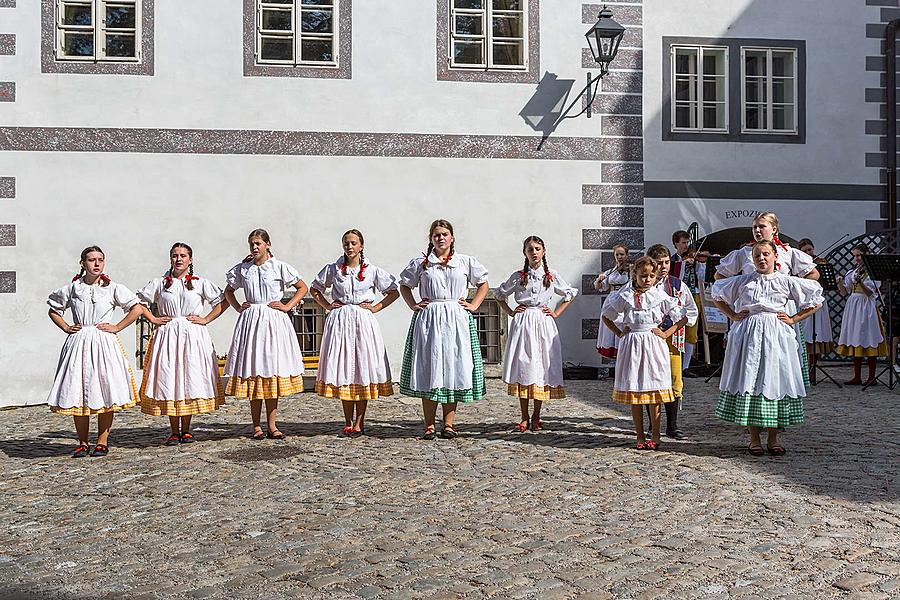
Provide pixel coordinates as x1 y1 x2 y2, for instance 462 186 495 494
290 298 326 357
472 298 504 364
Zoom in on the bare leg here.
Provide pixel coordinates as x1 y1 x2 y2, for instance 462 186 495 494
531 400 543 431
441 402 458 429
341 400 354 427
631 405 646 444
766 427 779 449
96 412 114 446
353 400 368 432
648 404 662 443
168 416 180 436
518 398 530 428
748 425 763 449
250 399 264 435
73 416 90 445
422 399 438 430
180 415 192 435
265 399 279 433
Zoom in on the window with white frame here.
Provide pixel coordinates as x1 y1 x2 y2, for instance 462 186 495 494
742 47 797 133
256 0 338 67
55 0 140 61
671 45 727 132
451 0 526 70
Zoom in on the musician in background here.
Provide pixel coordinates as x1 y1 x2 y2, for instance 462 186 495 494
835 243 888 386
670 230 700 372
797 238 834 385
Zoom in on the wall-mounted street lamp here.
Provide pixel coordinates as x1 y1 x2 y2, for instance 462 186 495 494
583 6 626 118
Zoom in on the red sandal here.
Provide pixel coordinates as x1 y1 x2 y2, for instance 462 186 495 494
514 421 528 432
72 444 90 458
90 444 109 457
179 432 195 444
341 426 354 436
165 434 180 446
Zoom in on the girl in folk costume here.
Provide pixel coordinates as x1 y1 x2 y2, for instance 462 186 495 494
797 238 835 384
594 244 631 361
399 219 489 440
496 236 578 432
47 246 143 458
712 240 823 456
836 243 889 385
601 256 687 450
715 212 819 387
645 244 699 440
137 243 229 445
310 229 400 437
224 229 308 440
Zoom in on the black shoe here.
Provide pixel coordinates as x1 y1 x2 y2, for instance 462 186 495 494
421 427 436 440
666 428 687 440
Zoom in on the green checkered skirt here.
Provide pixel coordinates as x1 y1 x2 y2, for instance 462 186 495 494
716 391 804 428
400 311 486 403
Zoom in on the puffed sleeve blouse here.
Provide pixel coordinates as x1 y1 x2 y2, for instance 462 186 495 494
495 267 577 307
716 245 817 278
137 275 225 318
225 258 301 304
399 253 489 301
711 271 823 314
312 258 399 305
48 279 139 326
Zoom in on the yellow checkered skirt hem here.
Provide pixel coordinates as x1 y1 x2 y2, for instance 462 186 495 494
835 342 888 358
315 381 394 401
51 400 138 416
612 389 676 405
225 375 304 400
506 383 566 401
808 341 835 354
140 394 225 416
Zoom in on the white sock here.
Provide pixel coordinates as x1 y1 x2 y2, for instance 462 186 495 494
683 343 695 370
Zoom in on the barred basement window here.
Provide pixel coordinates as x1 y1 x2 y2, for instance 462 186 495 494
472 297 504 365
135 302 157 366
290 298 325 357
742 47 798 134
451 0 527 70
671 45 727 132
256 0 338 67
55 0 141 62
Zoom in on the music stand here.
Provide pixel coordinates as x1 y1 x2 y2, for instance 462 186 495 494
809 263 842 388
702 257 725 383
862 254 900 391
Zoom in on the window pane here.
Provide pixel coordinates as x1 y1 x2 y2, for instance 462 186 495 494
62 32 94 56
300 38 334 62
703 76 725 102
105 34 136 57
674 49 698 75
301 9 333 33
492 41 523 65
744 51 767 76
772 51 794 77
261 8 292 31
703 103 725 129
260 36 294 60
264 0 293 3
773 105 794 131
106 6 136 29
455 15 483 36
454 40 483 64
772 78 794 104
675 76 696 102
301 0 333 5
62 4 93 26
745 77 766 103
702 49 725 76
745 105 766 130
493 0 522 9
675 103 697 129
493 15 522 38
454 0 484 8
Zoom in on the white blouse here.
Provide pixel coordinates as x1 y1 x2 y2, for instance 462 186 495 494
495 266 577 307
137 275 225 318
312 257 399 305
48 279 139 326
843 269 879 296
716 244 817 278
225 257 302 304
711 271 824 314
399 253 489 301
601 286 683 332
596 268 630 293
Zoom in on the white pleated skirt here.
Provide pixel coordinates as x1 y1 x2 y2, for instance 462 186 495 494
141 317 222 405
47 326 138 414
502 307 563 388
720 312 805 399
316 304 392 390
225 304 304 379
801 298 833 344
837 294 884 348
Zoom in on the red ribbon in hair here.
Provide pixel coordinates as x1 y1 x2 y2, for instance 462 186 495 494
73 273 110 285
341 258 367 281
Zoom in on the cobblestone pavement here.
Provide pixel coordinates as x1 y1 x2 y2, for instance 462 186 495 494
0 368 898 600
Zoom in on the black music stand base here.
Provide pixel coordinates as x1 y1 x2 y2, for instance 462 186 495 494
861 254 900 393
809 262 842 388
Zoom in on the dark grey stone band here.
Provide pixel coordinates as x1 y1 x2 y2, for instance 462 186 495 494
0 271 15 294
0 34 14 55
644 181 883 201
0 177 13 198
0 224 15 246
0 127 642 161
0 82 13 102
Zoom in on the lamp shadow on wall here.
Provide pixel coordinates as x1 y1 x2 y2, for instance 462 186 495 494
518 71 576 146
